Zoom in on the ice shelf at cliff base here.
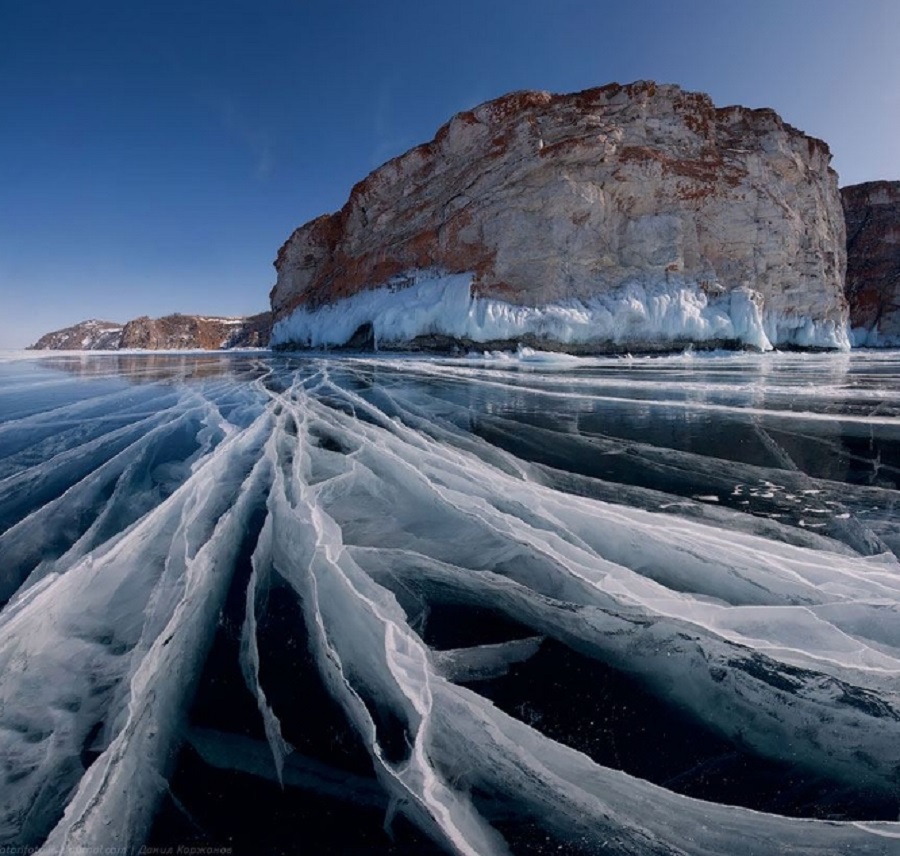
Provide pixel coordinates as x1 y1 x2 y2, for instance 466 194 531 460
272 271 850 352
271 81 850 352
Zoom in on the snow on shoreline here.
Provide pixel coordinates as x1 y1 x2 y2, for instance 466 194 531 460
271 271 851 352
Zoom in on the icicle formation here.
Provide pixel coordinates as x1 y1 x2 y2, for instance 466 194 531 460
0 351 899 855
270 272 852 352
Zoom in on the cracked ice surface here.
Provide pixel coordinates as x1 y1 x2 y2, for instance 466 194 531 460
1 349 900 855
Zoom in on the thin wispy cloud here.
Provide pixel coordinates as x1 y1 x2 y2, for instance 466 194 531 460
369 77 418 168
198 85 276 181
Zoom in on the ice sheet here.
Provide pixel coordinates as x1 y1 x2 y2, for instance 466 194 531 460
0 350 898 855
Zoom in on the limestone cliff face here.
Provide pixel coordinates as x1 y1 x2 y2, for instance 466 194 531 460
29 313 272 350
841 181 900 345
272 81 848 351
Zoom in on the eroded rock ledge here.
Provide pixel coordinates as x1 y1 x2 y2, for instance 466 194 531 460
271 81 849 353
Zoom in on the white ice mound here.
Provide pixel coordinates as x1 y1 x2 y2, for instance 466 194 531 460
271 272 851 351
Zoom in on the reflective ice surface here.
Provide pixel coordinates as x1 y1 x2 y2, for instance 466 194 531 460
1 349 899 855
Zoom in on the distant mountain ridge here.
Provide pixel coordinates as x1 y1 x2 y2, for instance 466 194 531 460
29 312 272 350
28 319 125 350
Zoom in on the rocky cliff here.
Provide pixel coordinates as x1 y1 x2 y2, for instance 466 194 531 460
271 81 849 352
841 181 900 346
29 312 272 350
29 320 125 350
118 312 272 349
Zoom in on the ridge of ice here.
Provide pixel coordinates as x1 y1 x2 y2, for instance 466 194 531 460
272 271 851 352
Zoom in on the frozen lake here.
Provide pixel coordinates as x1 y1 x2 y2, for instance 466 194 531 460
1 349 899 855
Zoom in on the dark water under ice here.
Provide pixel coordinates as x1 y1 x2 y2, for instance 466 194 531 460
1 348 900 855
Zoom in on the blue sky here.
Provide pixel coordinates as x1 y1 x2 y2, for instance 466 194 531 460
1 0 898 348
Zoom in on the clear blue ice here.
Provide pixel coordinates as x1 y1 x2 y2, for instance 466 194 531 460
1 349 899 855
